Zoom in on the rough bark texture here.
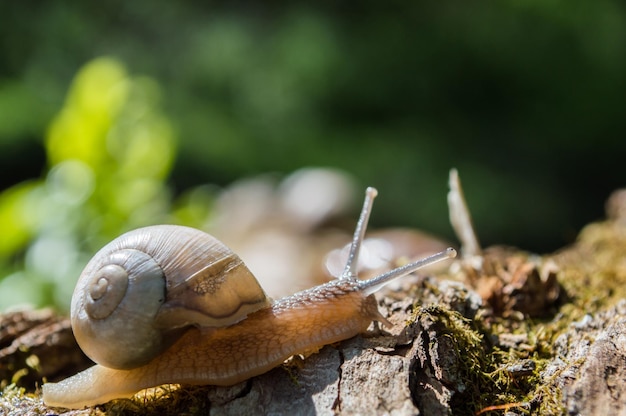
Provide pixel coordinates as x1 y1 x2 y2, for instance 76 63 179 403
0 309 91 388
544 302 626 416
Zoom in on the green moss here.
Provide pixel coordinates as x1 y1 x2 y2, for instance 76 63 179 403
413 303 569 415
441 219 626 415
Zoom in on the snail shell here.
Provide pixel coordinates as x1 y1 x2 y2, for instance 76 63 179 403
71 225 270 369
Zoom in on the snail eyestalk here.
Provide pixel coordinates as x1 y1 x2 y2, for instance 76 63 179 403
342 187 378 280
341 186 456 292
359 247 457 296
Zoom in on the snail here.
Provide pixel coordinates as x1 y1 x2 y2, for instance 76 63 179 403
42 187 456 409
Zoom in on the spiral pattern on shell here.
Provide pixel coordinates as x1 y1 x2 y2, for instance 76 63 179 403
83 264 128 319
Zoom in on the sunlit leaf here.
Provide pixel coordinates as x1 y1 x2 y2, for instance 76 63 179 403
0 182 41 257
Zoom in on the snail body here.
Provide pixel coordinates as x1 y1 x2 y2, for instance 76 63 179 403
42 188 456 409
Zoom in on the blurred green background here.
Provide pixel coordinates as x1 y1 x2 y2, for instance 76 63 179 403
1 1 625 310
